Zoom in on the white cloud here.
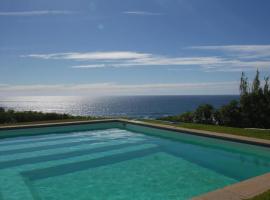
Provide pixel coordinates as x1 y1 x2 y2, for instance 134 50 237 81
0 10 74 16
71 64 107 69
124 56 223 66
0 82 238 96
24 51 225 68
123 11 163 16
70 56 224 68
23 48 270 72
24 51 150 61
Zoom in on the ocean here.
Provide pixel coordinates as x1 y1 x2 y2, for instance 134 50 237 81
0 95 238 119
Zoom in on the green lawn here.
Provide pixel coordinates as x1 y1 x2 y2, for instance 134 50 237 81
141 119 270 140
248 190 270 200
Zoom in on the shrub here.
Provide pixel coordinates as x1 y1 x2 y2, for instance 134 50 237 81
194 104 214 124
159 70 270 129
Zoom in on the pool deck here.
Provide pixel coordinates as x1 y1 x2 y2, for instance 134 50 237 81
1 118 270 200
193 173 270 200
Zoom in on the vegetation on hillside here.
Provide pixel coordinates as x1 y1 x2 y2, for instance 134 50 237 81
0 108 95 124
159 70 270 129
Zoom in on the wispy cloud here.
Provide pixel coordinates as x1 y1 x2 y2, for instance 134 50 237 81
191 45 270 52
23 51 224 66
23 50 270 72
0 10 74 16
188 45 270 71
24 51 150 61
0 82 238 96
71 64 107 69
123 11 163 16
70 56 228 69
191 45 270 59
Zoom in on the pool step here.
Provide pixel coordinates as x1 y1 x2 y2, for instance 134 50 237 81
0 172 34 200
21 146 161 181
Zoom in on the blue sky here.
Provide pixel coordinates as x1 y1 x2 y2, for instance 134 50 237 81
1 0 270 96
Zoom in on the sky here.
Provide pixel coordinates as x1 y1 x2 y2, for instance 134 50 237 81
1 0 270 96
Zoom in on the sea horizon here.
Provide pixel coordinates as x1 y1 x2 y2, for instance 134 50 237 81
0 95 239 118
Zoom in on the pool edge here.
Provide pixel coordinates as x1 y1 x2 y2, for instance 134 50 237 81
192 172 270 200
0 119 119 130
122 120 270 199
124 120 270 148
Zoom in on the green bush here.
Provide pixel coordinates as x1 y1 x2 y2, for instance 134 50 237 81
0 108 79 124
218 100 241 127
160 70 270 129
194 104 214 124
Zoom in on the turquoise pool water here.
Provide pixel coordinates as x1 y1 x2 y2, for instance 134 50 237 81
0 122 270 200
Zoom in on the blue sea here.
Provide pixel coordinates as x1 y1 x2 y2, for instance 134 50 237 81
0 95 238 118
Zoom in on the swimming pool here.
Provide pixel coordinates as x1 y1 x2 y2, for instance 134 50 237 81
0 120 270 200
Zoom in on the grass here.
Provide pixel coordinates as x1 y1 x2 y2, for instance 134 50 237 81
140 119 270 140
247 190 270 200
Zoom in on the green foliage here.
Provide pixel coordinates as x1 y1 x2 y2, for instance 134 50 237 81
264 76 269 95
0 108 91 124
239 70 270 128
178 111 194 123
252 69 261 94
160 70 270 129
240 72 249 95
194 104 214 124
159 111 194 123
247 190 270 200
218 100 241 127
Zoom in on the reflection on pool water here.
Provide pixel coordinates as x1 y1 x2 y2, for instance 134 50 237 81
0 122 269 200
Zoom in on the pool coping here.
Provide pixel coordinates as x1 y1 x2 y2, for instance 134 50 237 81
0 119 119 130
192 172 270 200
1 119 270 147
124 120 270 148
1 118 270 199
